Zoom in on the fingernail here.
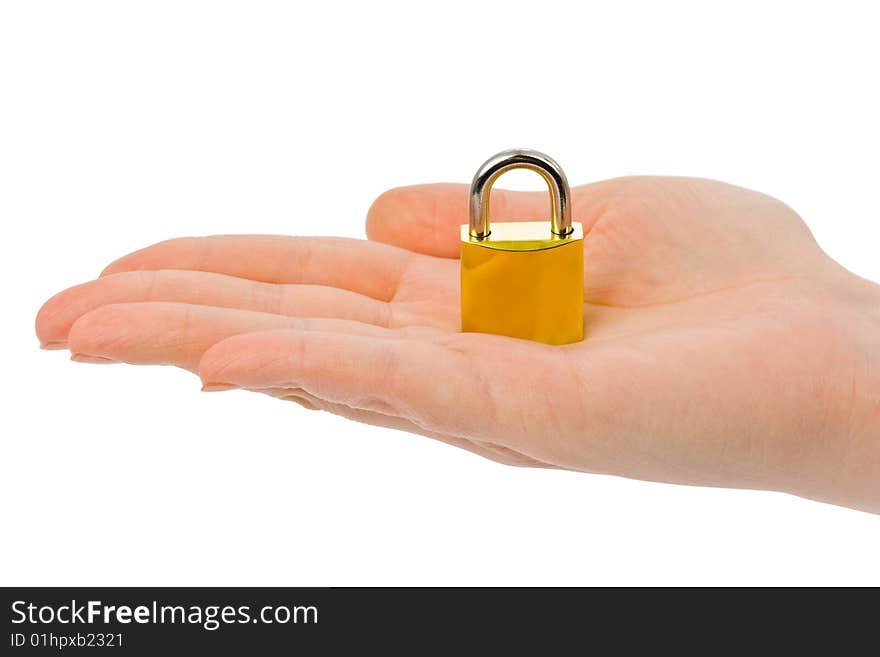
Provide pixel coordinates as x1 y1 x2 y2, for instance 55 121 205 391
201 382 239 392
40 341 68 350
70 353 118 364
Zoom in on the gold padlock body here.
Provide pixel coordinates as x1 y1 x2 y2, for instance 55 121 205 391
460 221 584 345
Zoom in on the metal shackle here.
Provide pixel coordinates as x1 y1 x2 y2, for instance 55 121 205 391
468 148 573 240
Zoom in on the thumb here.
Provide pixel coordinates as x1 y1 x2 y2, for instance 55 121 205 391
365 181 612 258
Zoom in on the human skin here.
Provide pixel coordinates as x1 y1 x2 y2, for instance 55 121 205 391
35 177 880 512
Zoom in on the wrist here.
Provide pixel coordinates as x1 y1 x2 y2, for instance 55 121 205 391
831 268 880 511
822 257 880 323
852 275 880 322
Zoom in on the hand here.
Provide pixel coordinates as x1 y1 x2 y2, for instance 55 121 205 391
35 177 880 512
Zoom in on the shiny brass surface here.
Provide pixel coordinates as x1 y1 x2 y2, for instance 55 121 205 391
460 221 583 252
460 149 585 345
461 221 584 345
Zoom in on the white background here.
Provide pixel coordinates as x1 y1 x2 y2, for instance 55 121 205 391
2 1 879 586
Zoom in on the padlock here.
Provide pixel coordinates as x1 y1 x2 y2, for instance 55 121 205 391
460 149 584 345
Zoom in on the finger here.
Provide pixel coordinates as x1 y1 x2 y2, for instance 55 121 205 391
199 328 586 464
67 302 404 372
250 386 551 468
37 269 396 348
366 181 615 257
101 235 416 301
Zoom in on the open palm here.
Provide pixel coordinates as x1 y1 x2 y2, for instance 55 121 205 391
36 177 880 511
